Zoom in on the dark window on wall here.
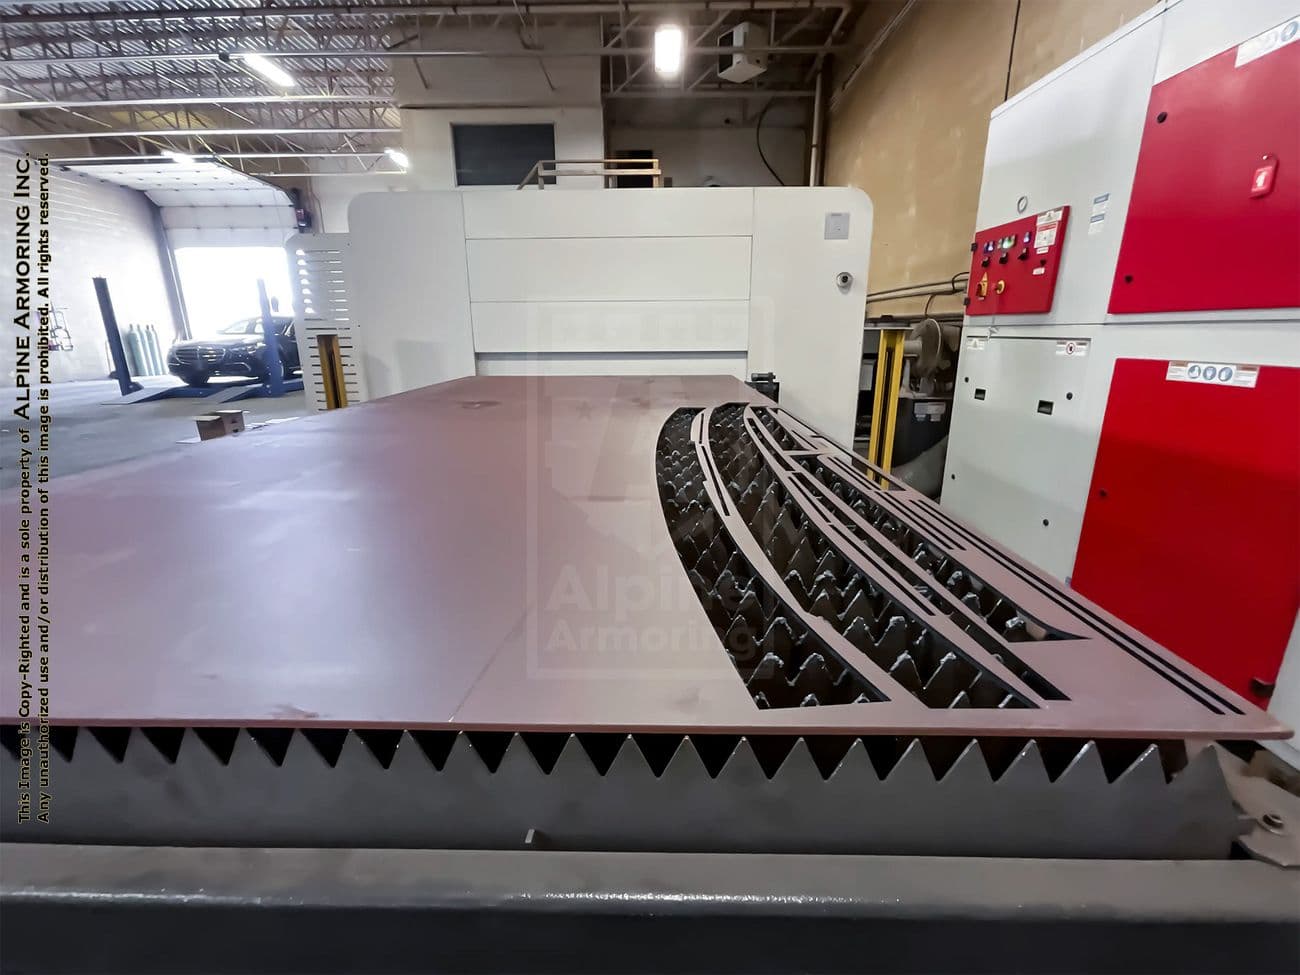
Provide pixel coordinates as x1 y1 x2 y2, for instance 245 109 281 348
452 123 557 186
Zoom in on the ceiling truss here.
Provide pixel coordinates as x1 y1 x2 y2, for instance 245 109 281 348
0 1 862 175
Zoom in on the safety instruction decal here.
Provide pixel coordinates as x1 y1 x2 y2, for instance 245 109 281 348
1088 195 1108 236
1034 208 1063 252
1166 361 1259 388
1236 17 1299 67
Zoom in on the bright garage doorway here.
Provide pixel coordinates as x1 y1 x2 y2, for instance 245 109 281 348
174 246 295 339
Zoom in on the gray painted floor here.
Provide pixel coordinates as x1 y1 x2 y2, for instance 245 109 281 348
0 378 308 491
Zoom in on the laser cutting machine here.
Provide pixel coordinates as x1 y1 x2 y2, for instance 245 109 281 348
2 0 1299 970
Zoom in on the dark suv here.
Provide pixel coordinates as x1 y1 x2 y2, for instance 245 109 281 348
167 316 299 387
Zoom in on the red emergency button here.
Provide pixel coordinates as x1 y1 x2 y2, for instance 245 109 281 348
1250 155 1278 198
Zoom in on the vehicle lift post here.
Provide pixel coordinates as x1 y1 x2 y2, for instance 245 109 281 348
94 277 142 397
257 278 285 398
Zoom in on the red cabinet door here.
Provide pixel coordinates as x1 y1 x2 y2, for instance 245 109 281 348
1073 358 1300 705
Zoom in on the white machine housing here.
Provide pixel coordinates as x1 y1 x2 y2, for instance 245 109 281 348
941 0 1299 761
289 186 872 446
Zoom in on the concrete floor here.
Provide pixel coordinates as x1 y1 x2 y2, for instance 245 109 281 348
0 378 308 491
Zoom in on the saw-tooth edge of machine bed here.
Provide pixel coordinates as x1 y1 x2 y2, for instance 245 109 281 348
0 376 1288 857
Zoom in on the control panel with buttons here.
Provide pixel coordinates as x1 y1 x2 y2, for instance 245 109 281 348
965 205 1070 316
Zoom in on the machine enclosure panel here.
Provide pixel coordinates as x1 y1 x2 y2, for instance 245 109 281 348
462 187 755 238
465 237 754 302
972 10 1162 328
941 334 1098 577
1072 359 1300 705
345 187 870 446
748 186 873 448
1153 0 1300 83
966 208 1070 316
470 300 750 354
1109 35 1300 313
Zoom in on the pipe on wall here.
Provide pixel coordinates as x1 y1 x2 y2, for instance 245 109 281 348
808 67 825 186
865 274 970 305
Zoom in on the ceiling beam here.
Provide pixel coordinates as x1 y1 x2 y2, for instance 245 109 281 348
0 94 394 111
0 24 396 48
0 43 844 69
50 152 389 162
1 127 401 142
0 2 852 28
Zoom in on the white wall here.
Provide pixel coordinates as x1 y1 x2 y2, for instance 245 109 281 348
608 125 807 187
306 172 410 233
0 159 178 383
393 23 604 190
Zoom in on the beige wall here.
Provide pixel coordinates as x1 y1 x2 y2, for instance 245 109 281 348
826 0 1153 315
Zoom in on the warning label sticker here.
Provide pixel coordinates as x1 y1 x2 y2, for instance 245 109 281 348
1034 208 1062 251
1236 17 1299 67
1166 361 1259 388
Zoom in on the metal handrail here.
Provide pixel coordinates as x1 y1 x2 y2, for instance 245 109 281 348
517 157 662 189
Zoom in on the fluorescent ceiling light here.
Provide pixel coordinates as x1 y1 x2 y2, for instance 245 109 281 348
240 52 296 88
384 147 410 169
654 25 684 76
161 149 195 164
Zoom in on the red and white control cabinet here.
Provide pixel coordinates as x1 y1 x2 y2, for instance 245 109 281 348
943 0 1300 764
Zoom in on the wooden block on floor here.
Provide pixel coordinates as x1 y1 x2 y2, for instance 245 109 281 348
194 410 246 441
194 414 225 441
213 409 247 434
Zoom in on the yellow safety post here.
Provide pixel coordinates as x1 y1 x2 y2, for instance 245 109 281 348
316 334 349 410
865 328 907 482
